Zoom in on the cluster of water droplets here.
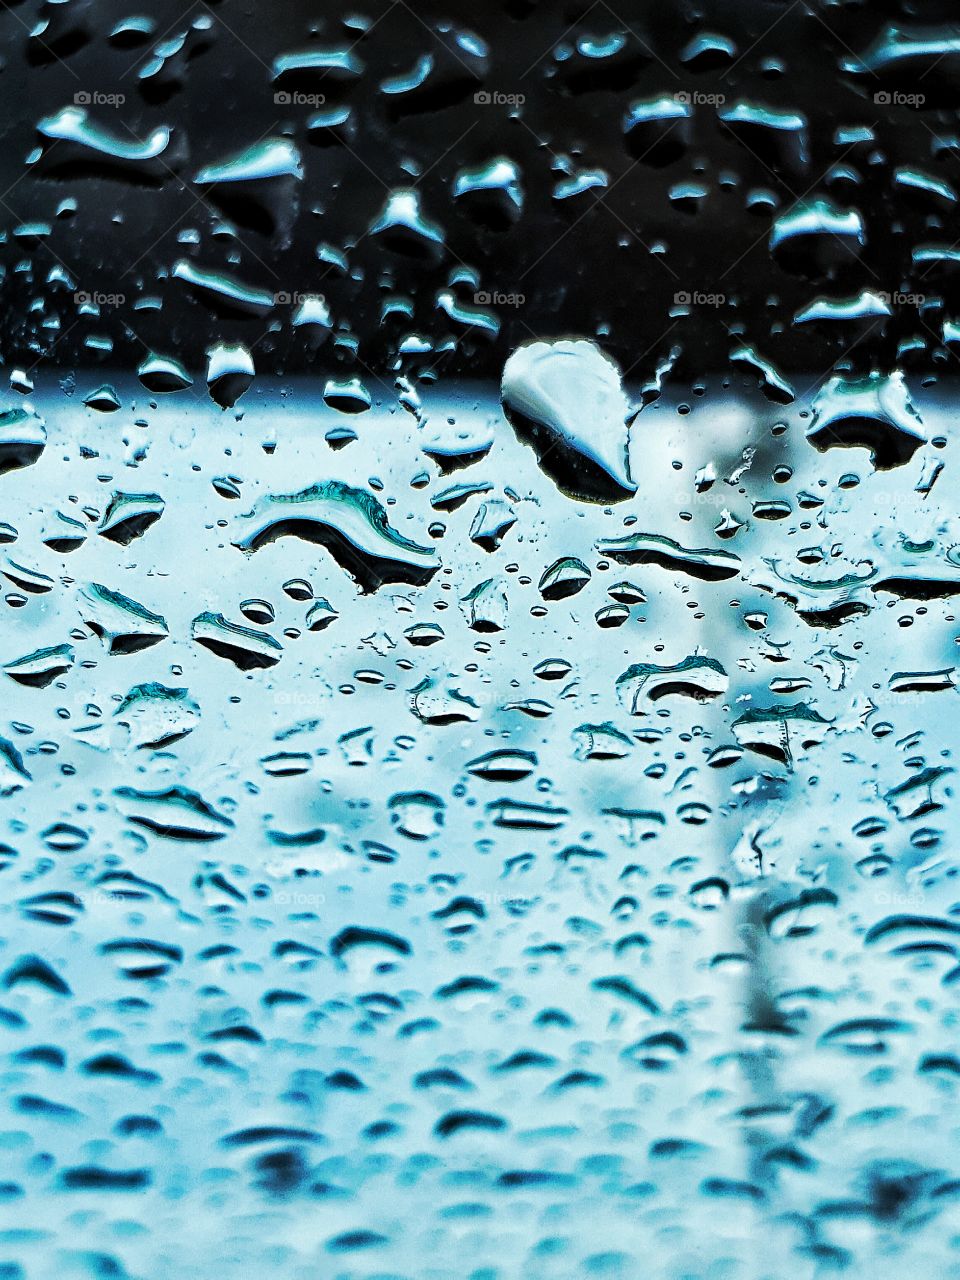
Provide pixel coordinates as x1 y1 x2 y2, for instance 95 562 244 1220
1 4 960 1279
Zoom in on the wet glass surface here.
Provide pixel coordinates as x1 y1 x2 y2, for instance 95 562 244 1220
1 3 959 1278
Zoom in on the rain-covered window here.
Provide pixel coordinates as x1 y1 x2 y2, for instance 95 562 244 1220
1 3 958 1277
